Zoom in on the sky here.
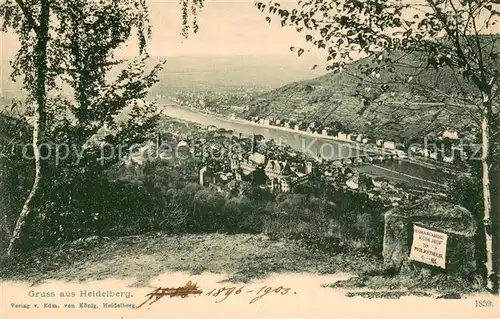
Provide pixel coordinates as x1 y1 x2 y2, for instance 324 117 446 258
1 0 498 60
0 0 324 59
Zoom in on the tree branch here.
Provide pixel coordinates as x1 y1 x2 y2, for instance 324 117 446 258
14 0 40 35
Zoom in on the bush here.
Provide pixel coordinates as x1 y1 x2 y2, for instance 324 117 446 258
2 146 387 258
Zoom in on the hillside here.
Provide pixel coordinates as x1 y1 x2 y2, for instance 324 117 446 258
241 49 491 140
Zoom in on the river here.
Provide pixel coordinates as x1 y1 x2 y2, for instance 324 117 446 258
161 104 455 190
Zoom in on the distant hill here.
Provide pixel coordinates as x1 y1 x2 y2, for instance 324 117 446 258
243 37 500 140
242 55 480 140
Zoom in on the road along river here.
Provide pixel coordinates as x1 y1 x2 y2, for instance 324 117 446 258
161 104 455 190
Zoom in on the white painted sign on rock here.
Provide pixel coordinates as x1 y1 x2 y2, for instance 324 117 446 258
409 225 448 269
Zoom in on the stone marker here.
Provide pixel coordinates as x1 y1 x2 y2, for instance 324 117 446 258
409 225 448 269
382 197 477 275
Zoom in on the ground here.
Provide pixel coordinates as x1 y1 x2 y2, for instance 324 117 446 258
0 233 486 298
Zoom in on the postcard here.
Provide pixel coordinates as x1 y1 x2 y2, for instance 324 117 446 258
0 0 499 318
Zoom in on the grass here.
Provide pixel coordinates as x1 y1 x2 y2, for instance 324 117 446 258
326 269 485 296
0 232 487 297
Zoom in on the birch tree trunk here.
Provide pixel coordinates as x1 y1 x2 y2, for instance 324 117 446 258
7 0 50 257
481 100 498 293
492 146 500 294
7 116 42 256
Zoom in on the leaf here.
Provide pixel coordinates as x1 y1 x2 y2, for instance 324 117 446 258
305 34 313 42
265 16 271 23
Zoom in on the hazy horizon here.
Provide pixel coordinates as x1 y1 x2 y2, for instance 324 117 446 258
0 1 325 59
0 53 328 101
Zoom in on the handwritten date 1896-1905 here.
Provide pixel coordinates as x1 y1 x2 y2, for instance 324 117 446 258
137 281 295 308
206 285 293 304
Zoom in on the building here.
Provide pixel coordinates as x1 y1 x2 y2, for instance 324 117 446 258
280 178 292 192
409 145 421 154
199 166 215 186
305 161 314 174
267 171 311 193
383 141 396 150
443 155 454 163
395 150 408 159
372 177 388 188
442 128 459 140
230 154 242 170
265 159 292 178
338 132 348 141
249 152 266 165
365 137 376 144
346 175 359 190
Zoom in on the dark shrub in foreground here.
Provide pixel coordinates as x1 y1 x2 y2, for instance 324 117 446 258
2 157 386 256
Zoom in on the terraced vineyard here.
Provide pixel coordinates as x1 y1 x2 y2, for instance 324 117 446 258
240 47 493 141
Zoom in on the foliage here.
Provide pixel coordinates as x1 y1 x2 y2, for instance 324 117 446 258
256 0 500 290
0 146 388 255
0 0 170 253
256 0 499 131
0 113 33 252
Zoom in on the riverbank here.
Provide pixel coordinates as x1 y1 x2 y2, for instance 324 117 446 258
162 104 464 173
160 104 458 189
163 104 381 153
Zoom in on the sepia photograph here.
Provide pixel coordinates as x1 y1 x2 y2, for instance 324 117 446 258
0 0 499 318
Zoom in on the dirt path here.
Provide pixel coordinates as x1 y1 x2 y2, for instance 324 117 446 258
0 233 380 287
0 233 490 301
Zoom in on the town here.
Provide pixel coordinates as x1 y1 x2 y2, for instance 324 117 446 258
123 118 432 210
168 91 478 168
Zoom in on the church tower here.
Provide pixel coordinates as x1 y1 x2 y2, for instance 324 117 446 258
251 133 257 153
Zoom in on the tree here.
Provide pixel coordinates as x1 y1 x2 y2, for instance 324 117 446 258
257 0 499 292
0 0 204 255
1 0 51 256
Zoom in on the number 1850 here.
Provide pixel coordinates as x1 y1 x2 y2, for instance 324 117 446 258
475 300 493 307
